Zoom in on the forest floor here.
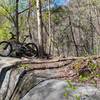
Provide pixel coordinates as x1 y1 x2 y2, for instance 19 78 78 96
20 56 100 87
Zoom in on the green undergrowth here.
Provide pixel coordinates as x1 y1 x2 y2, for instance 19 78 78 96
20 63 30 69
64 80 81 100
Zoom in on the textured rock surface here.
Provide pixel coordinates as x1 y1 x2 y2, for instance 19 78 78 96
0 57 40 100
0 57 100 100
21 79 100 100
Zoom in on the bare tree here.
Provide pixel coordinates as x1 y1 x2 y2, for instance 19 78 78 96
27 0 33 42
36 0 44 57
48 0 52 55
68 15 79 56
15 0 19 42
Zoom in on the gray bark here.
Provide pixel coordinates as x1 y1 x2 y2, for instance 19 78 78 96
36 0 44 57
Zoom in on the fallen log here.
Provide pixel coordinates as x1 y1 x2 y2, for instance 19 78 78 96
21 55 100 64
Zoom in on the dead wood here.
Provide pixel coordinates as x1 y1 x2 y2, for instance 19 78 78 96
21 55 100 64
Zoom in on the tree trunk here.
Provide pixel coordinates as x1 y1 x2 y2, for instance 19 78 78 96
48 0 52 55
68 16 79 56
36 0 44 57
15 0 19 42
28 0 33 42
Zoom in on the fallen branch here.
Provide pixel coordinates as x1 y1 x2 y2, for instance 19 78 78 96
22 60 73 72
21 55 100 64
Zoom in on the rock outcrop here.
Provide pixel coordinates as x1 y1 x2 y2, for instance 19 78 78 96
22 79 100 100
0 57 100 100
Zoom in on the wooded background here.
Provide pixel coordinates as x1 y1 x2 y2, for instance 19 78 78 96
0 0 100 57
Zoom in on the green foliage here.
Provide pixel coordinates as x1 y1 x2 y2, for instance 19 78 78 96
64 80 79 100
0 6 8 16
74 94 81 100
79 58 99 83
20 63 29 69
67 80 77 90
88 59 98 70
0 19 11 41
0 0 15 41
79 75 90 82
0 30 9 41
96 73 100 77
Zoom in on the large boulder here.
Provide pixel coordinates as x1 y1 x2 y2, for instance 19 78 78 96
0 57 100 100
21 79 100 100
